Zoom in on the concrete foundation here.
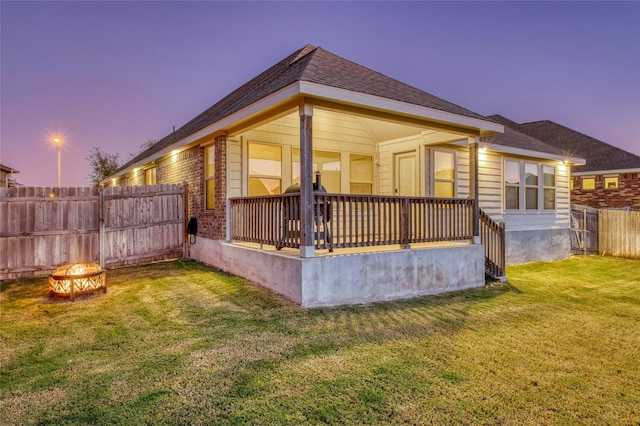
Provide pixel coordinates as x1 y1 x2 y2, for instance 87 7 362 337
190 239 486 307
505 228 571 265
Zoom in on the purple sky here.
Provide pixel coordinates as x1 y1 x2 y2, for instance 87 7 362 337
2 1 639 187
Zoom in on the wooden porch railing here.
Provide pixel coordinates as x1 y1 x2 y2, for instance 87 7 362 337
479 209 506 280
230 194 475 250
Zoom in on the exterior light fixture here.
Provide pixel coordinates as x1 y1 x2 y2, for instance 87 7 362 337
49 262 106 301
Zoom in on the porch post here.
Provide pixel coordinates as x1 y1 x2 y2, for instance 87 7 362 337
215 133 228 241
468 136 480 244
299 104 315 257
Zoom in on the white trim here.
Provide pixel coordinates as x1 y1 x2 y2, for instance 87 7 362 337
298 81 504 133
573 168 640 176
102 80 505 183
487 145 585 165
101 83 302 183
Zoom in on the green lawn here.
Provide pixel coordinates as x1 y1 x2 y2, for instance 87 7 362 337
1 256 638 425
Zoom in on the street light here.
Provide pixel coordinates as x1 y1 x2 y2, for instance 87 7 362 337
52 136 62 187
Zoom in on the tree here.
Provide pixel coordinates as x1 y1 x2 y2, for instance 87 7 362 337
87 147 121 187
129 139 158 160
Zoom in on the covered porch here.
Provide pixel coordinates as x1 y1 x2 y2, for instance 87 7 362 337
221 100 505 273
206 97 506 306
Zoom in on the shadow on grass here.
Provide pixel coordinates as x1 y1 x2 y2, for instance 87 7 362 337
1 259 526 425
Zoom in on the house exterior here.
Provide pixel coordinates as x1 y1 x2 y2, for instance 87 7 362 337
0 164 19 188
490 115 640 210
104 45 581 307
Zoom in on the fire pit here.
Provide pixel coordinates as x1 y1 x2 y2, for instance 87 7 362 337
49 262 106 301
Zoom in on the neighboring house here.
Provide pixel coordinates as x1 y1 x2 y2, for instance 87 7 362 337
0 164 19 188
490 115 640 210
104 44 582 307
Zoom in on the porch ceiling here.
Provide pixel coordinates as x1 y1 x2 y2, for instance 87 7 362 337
264 108 464 145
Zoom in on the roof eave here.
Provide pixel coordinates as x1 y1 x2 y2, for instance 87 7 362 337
103 80 504 183
485 144 586 164
299 81 504 135
573 167 640 176
102 82 305 184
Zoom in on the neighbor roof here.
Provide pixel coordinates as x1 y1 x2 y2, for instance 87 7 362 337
490 115 640 173
117 44 495 174
0 164 19 174
486 115 564 157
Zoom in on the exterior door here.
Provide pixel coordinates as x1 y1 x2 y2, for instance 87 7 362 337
394 152 417 196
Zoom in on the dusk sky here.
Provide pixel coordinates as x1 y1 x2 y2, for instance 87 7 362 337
2 1 639 187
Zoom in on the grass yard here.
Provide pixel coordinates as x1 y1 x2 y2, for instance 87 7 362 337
1 256 639 425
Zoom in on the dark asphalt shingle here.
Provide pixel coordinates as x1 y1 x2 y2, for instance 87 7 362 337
117 44 492 172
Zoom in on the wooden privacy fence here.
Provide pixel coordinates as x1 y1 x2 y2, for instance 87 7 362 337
0 184 186 280
599 209 640 259
571 206 599 254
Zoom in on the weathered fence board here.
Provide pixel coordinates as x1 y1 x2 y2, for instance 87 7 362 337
570 206 599 254
0 184 186 280
599 209 640 259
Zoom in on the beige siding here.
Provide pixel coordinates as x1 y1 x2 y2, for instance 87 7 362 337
477 151 503 215
478 151 570 231
378 135 422 196
239 109 377 195
457 149 470 198
228 109 571 234
228 138 242 197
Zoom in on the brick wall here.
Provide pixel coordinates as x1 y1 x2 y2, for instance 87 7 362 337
117 140 228 240
572 173 640 209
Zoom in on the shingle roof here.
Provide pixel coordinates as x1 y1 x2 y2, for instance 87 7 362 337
486 115 564 157
117 44 492 173
0 164 19 174
509 119 640 173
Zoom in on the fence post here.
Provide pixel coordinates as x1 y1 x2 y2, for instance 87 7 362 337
583 209 587 255
99 188 105 268
183 182 189 258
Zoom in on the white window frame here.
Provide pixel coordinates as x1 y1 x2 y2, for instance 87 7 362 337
430 148 457 198
145 166 157 186
348 153 373 195
504 159 556 212
504 159 521 210
248 141 282 196
543 165 556 210
205 144 216 210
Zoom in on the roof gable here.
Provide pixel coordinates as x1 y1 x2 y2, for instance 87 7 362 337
519 120 640 172
119 44 493 172
486 115 564 157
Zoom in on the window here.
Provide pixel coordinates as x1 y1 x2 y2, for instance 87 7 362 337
205 144 215 209
505 160 520 210
582 177 595 190
543 166 556 210
292 148 341 193
249 142 281 196
433 150 456 198
525 163 538 210
505 160 556 211
349 154 373 194
604 176 618 189
145 167 156 185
